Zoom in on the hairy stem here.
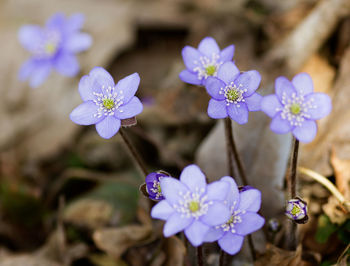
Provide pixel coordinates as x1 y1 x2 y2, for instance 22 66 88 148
197 246 203 266
225 118 249 186
286 137 300 250
224 118 256 260
119 128 148 177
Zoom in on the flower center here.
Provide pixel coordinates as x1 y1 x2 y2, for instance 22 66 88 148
278 92 316 127
172 188 211 219
205 65 216 76
45 42 58 55
103 99 115 109
217 208 245 234
220 82 246 107
290 204 301 216
290 103 301 115
93 85 124 118
193 53 222 81
188 201 200 212
226 89 240 102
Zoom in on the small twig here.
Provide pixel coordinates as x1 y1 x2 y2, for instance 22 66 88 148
298 167 350 211
119 128 148 177
197 246 203 266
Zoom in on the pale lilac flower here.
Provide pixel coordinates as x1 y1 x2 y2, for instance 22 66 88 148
18 13 92 87
151 165 231 247
145 171 168 201
204 177 264 255
70 67 143 139
261 73 332 143
179 37 234 86
205 62 262 124
285 198 308 224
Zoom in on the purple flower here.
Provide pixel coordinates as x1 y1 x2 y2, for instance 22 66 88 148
70 67 143 139
18 13 92 88
179 37 234 86
205 62 262 124
285 198 308 224
151 164 231 247
204 178 264 255
145 172 168 201
261 73 332 143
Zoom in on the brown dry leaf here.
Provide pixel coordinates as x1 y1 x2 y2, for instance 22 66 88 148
0 255 61 266
255 244 317 266
93 224 152 259
330 150 350 199
63 198 114 229
299 48 350 176
165 236 186 266
320 150 350 224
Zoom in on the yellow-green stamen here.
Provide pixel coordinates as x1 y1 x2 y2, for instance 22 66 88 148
226 89 240 101
103 99 115 109
45 43 57 55
188 201 200 212
290 103 301 115
291 204 301 216
205 65 216 76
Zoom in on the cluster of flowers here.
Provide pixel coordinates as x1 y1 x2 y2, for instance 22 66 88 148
180 37 332 143
146 165 264 255
18 14 333 255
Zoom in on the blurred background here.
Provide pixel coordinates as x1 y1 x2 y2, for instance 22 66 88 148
0 0 349 265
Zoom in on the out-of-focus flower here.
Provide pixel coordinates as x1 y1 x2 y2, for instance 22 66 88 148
204 178 265 255
18 13 92 87
285 197 308 224
261 73 332 143
145 171 169 201
151 164 231 247
205 61 262 124
70 67 143 139
179 37 234 86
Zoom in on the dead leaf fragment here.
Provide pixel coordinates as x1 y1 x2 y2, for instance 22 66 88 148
93 225 152 259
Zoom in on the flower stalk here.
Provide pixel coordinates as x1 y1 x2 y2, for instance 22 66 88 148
197 246 203 266
224 118 256 260
119 128 148 177
286 137 300 250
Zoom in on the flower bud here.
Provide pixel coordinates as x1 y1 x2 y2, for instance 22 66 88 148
285 197 308 224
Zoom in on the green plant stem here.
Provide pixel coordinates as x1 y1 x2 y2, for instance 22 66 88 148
119 128 148 177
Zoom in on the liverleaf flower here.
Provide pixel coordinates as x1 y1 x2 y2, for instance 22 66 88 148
179 37 234 86
204 177 265 255
145 171 169 201
18 13 92 87
285 197 308 224
151 164 231 247
261 73 332 143
205 61 262 124
70 67 143 139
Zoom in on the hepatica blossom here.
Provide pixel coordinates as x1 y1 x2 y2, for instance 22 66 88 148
70 67 143 139
179 37 234 86
204 177 264 255
145 171 169 201
151 165 231 246
205 61 262 124
261 73 332 143
18 13 92 87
